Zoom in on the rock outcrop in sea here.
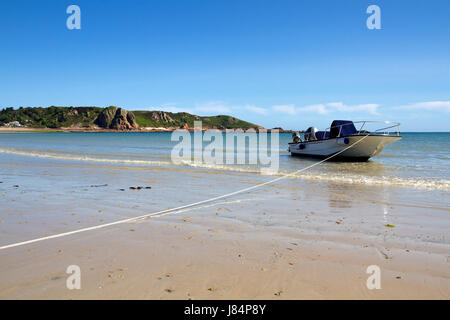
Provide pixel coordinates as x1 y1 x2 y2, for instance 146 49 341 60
94 106 138 130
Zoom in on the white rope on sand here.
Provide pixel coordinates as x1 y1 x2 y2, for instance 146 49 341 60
0 134 371 251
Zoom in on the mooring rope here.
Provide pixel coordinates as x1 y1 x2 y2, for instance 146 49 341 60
0 134 371 251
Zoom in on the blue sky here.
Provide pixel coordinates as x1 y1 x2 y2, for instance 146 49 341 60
0 0 449 131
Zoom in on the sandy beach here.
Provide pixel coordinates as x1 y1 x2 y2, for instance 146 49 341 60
0 132 449 299
0 197 449 300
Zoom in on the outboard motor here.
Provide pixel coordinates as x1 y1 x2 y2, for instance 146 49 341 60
292 132 301 143
305 127 318 141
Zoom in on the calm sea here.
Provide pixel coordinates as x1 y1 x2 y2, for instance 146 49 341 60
0 131 448 246
0 132 448 191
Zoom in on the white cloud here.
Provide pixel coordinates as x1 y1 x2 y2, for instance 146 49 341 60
176 101 269 116
243 105 268 115
272 104 296 115
273 102 379 115
194 101 232 114
326 102 379 114
394 101 450 113
158 103 192 114
297 104 329 115
158 100 382 117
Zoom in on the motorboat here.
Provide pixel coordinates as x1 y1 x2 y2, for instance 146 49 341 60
288 120 402 161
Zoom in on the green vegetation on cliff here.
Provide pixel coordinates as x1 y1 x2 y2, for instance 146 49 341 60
0 106 261 130
133 111 259 129
0 106 102 128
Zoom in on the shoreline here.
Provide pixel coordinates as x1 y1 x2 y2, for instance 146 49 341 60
0 127 178 133
0 162 449 299
0 127 446 134
0 127 294 133
0 132 448 299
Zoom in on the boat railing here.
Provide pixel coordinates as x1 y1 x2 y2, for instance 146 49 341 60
320 121 401 139
355 121 401 135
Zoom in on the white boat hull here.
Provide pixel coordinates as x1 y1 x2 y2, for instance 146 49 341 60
288 134 402 161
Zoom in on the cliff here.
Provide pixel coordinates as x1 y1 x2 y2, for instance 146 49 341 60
94 106 138 130
0 106 262 131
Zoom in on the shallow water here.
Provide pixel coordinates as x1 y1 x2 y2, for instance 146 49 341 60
0 132 448 246
0 132 448 190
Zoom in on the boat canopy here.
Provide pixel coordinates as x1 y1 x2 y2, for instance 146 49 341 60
329 120 357 138
315 131 330 140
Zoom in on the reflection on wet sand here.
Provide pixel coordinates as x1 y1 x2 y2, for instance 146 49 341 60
0 132 450 299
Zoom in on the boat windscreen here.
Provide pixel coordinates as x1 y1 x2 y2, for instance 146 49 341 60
315 131 330 140
329 120 357 138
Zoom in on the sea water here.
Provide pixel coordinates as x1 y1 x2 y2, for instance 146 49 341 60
0 132 448 190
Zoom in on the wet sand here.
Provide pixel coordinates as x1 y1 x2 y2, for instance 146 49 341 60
0 182 449 299
0 208 449 299
0 147 449 299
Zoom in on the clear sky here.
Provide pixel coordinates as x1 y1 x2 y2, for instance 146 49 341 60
0 0 449 131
